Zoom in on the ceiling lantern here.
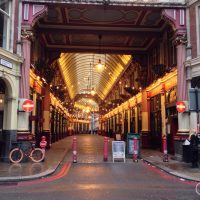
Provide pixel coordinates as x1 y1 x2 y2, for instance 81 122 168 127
95 59 105 72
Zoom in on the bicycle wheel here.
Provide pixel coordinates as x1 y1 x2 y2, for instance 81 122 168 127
30 148 45 163
9 148 23 164
196 182 200 195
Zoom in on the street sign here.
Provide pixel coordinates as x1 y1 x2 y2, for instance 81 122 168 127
22 99 34 112
176 101 186 113
112 141 125 162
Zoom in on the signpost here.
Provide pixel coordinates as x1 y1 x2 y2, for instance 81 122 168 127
176 101 186 113
112 141 125 162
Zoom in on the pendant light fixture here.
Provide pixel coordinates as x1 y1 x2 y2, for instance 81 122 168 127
95 35 105 72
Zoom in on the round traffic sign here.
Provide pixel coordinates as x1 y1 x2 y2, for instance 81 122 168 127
176 101 186 113
22 99 34 112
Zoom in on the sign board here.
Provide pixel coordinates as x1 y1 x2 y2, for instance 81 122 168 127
176 101 186 113
112 141 125 162
0 58 12 69
22 99 34 112
18 98 34 112
126 133 141 158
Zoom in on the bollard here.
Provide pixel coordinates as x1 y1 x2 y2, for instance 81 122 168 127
103 137 108 161
162 136 168 162
72 137 77 163
40 136 47 151
40 136 47 161
133 137 138 162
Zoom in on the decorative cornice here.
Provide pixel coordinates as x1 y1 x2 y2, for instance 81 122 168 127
22 0 185 7
21 29 34 40
174 33 187 46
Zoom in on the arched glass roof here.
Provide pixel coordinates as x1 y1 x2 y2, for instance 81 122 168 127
58 53 132 103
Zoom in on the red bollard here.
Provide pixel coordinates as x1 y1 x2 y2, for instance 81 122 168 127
40 136 47 160
72 137 77 163
162 136 168 162
133 137 138 162
103 137 108 161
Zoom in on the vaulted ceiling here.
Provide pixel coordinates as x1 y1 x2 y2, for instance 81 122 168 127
36 4 165 54
58 53 132 101
34 3 168 112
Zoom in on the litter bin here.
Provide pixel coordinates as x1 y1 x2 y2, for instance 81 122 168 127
182 139 191 163
126 133 141 158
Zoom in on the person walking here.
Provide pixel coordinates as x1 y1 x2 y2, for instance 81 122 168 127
189 129 199 168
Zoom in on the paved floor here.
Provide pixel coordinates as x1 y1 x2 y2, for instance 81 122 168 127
0 134 199 182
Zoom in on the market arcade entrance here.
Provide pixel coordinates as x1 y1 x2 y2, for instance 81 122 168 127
12 0 187 160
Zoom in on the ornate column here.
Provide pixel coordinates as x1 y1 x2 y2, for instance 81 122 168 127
160 84 166 138
141 90 150 148
176 35 190 133
147 91 151 132
175 35 190 158
17 30 33 141
128 108 131 133
17 3 47 141
116 112 119 133
176 35 187 102
121 111 124 136
42 86 51 148
135 106 138 133
113 115 115 133
31 86 37 137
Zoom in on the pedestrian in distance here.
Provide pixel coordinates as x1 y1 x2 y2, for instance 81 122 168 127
189 129 199 168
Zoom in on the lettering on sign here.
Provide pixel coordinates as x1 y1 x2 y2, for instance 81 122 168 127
112 141 125 162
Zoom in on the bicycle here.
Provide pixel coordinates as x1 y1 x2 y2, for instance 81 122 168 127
196 182 200 196
9 142 45 164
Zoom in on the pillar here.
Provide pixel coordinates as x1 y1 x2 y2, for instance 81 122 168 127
128 109 131 133
175 35 190 157
141 90 150 148
113 115 116 135
160 84 166 138
121 111 124 136
55 109 59 140
17 31 32 141
42 86 51 148
31 89 37 136
135 106 138 133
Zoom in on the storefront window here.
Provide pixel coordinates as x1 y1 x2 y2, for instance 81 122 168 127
0 1 10 49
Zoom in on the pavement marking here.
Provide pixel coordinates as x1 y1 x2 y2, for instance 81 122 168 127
142 161 197 186
17 162 71 187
